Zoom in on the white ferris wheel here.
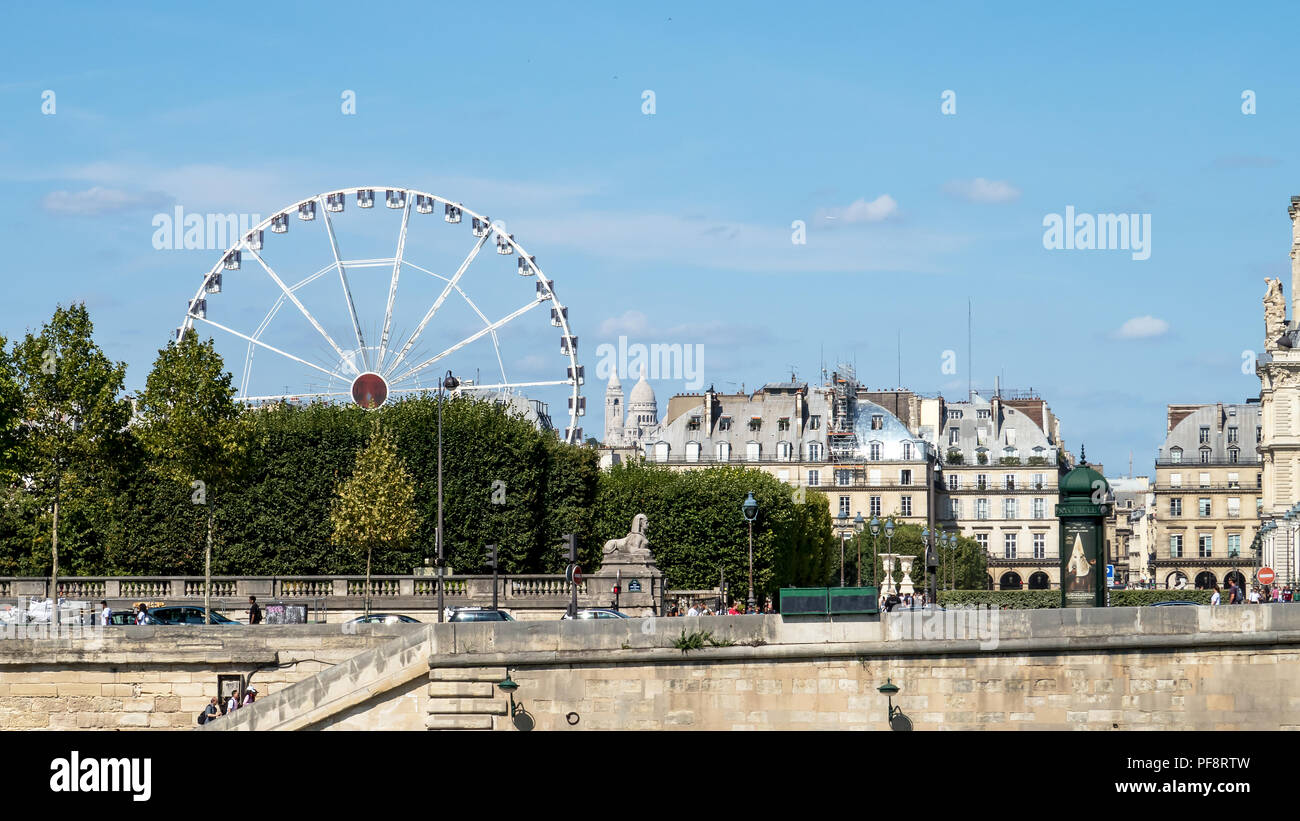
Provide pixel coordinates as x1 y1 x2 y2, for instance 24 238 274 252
177 186 586 443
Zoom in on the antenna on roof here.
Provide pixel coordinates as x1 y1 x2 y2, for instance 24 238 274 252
968 299 973 401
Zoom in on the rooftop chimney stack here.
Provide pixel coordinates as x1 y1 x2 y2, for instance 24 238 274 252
1290 197 1300 322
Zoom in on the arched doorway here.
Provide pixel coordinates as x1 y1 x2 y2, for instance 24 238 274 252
1224 570 1246 591
1000 572 1023 590
1028 571 1050 590
1165 571 1188 589
1194 571 1217 590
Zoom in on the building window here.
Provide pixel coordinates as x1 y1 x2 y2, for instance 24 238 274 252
1170 473 1182 487
1257 426 1263 443
836 469 851 486
1033 533 1045 559
948 409 963 420
1004 498 1017 519
1227 472 1239 489
1032 473 1045 490
900 469 912 485
1200 448 1210 464
1227 497 1240 518
687 416 700 430
1004 533 1017 559
1229 448 1239 464
1199 426 1210 444
746 442 761 461
869 442 882 461
808 415 821 430
975 533 988 552
653 442 669 461
1197 472 1209 488
716 442 731 461
871 414 883 430
1170 534 1183 559
976 498 989 520
1258 473 1263 489
949 429 960 446
977 409 991 419
1198 534 1213 558
1228 426 1239 444
778 418 789 432
1033 498 1045 519
977 474 988 490
719 417 732 431
808 443 822 461
1170 498 1182 516
839 495 851 518
1198 498 1211 517
808 470 820 486
901 496 912 516
868 468 881 486
902 442 913 460
749 417 762 431
949 498 960 519
1004 474 1015 490
869 495 881 516
1228 533 1241 557
1170 448 1183 463
948 474 959 491
685 441 701 463
777 441 792 461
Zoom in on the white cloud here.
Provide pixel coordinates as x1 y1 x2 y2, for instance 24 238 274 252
41 186 171 216
943 178 1021 204
1115 315 1169 339
820 194 898 223
599 310 650 336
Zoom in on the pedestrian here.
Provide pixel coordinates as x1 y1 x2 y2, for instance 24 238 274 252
727 601 740 615
226 691 241 714
198 696 219 726
1210 584 1221 606
99 600 111 626
134 604 149 625
242 686 257 706
764 602 775 614
686 603 699 617
1227 580 1239 605
885 591 900 613
1250 587 1262 604
1286 586 1294 603
248 596 262 625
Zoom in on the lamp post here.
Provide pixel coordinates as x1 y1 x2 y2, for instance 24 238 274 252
869 516 881 591
854 512 865 586
436 370 459 623
836 512 848 586
742 492 758 612
884 518 895 594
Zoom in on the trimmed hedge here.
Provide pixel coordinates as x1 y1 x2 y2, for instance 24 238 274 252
1109 589 1213 607
938 590 1061 609
937 588 1217 608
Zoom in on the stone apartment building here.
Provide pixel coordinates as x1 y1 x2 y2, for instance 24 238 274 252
1152 403 1261 590
1103 476 1154 587
600 367 1074 590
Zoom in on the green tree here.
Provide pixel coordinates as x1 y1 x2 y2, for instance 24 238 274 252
330 423 420 613
11 304 131 618
136 329 248 620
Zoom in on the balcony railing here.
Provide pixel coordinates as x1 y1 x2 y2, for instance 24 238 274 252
1156 455 1261 466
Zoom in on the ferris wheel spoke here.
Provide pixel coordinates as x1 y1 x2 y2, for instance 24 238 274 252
377 200 412 370
383 234 489 378
238 391 352 402
245 245 360 377
321 199 370 372
458 379 573 391
190 314 348 380
388 299 544 384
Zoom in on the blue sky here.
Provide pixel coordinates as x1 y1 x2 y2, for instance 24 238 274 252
1 1 1297 473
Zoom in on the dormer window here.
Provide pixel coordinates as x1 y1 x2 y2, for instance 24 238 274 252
809 415 821 430
778 417 790 432
687 415 700 430
749 416 762 431
977 409 991 419
871 414 884 430
1170 447 1183 463
719 416 732 431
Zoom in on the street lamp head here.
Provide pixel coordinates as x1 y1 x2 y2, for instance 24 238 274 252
922 527 929 541
884 519 895 538
877 678 900 696
742 491 759 522
854 511 865 531
443 372 460 391
497 673 519 695
869 516 880 536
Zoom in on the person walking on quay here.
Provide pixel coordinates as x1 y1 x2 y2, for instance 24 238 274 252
1210 585 1221 606
198 696 219 725
248 596 262 625
226 691 241 715
1227 580 1240 605
134 603 149 625
99 600 111 626
1250 587 1262 604
242 686 257 706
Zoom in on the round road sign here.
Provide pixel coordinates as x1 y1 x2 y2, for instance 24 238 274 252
1259 567 1276 585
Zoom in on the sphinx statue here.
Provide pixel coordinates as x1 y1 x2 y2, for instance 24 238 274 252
602 514 655 565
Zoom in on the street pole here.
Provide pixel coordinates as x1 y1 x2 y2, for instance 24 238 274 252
840 532 846 587
50 474 59 637
747 519 755 612
437 380 444 622
204 504 213 624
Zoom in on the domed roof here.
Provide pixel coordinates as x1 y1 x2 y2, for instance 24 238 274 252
1060 463 1106 496
629 366 655 406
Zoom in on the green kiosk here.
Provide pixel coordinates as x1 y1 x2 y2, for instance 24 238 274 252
1055 459 1110 608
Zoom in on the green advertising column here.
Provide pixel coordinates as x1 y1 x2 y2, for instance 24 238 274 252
1056 463 1110 608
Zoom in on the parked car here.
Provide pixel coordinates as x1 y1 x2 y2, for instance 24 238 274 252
147 606 240 625
346 613 421 624
447 608 514 623
562 609 629 620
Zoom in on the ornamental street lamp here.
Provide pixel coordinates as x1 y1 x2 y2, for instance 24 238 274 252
742 492 758 612
836 512 848 587
854 512 865 586
436 370 459 623
884 518 895 594
869 516 880 591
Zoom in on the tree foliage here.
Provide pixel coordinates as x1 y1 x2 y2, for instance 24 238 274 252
331 423 419 591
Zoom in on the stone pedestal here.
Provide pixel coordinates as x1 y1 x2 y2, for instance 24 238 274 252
899 557 915 596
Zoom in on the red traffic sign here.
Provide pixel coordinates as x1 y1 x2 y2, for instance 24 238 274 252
1259 567 1276 585
566 564 583 584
